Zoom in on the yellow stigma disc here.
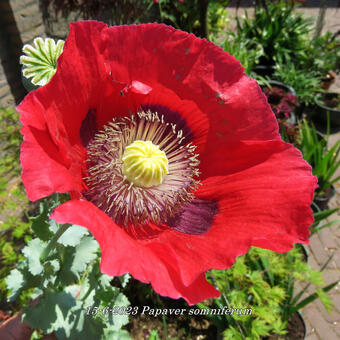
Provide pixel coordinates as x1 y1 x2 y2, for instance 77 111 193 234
122 140 169 188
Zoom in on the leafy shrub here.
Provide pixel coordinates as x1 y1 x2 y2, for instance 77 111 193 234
235 2 313 67
199 247 336 340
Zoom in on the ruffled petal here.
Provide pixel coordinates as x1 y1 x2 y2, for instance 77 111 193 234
143 141 317 286
20 125 85 201
102 24 279 150
51 200 220 305
18 21 109 200
19 22 279 201
19 21 317 305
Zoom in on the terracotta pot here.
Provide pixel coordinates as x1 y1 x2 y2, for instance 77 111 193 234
321 71 336 91
0 311 57 340
0 312 33 340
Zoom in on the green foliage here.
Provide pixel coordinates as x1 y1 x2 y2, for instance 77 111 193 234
298 119 340 194
201 246 336 339
207 1 230 38
22 238 48 276
148 0 230 38
155 0 206 37
311 206 340 234
235 3 313 67
298 31 340 77
6 194 131 339
272 61 323 105
215 34 263 75
148 330 162 340
0 107 33 309
0 108 22 179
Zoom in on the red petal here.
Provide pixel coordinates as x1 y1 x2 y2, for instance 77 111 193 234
18 21 109 200
198 142 317 251
121 80 152 95
51 200 219 305
20 125 85 201
147 141 316 287
102 25 278 150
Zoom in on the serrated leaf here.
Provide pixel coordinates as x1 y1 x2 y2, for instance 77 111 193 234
103 329 131 340
72 236 98 273
64 284 81 298
22 239 47 275
57 236 99 285
42 259 60 288
56 301 106 340
108 293 129 330
57 225 89 247
22 291 77 334
5 268 24 300
119 273 131 288
99 274 114 289
30 202 53 241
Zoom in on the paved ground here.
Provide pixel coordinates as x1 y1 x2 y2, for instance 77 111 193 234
302 83 340 340
296 9 340 339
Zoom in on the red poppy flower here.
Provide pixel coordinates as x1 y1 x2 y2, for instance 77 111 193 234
18 21 317 305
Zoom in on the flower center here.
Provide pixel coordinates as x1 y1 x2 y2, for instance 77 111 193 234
84 110 200 227
122 140 169 188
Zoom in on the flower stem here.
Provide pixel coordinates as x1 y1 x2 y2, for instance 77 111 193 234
40 224 70 262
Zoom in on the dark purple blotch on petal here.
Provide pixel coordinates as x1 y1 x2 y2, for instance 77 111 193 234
167 199 218 235
141 104 193 142
80 108 97 147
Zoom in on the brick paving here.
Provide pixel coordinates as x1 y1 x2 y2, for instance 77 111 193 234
301 74 340 339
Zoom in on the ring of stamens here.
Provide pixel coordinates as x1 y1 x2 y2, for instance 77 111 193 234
84 110 200 227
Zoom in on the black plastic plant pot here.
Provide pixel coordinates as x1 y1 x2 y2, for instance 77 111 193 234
313 93 340 131
254 64 276 77
313 185 336 211
263 80 296 97
261 80 297 126
288 312 306 340
296 244 309 263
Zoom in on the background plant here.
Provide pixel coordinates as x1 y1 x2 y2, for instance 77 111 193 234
44 0 231 38
212 33 263 75
198 246 336 340
298 119 340 196
0 108 33 312
235 2 313 68
298 31 340 78
272 61 323 106
6 194 132 339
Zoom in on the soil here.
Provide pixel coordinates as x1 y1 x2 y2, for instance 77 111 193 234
127 314 217 340
323 96 340 110
285 312 306 340
314 186 335 210
117 278 218 340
